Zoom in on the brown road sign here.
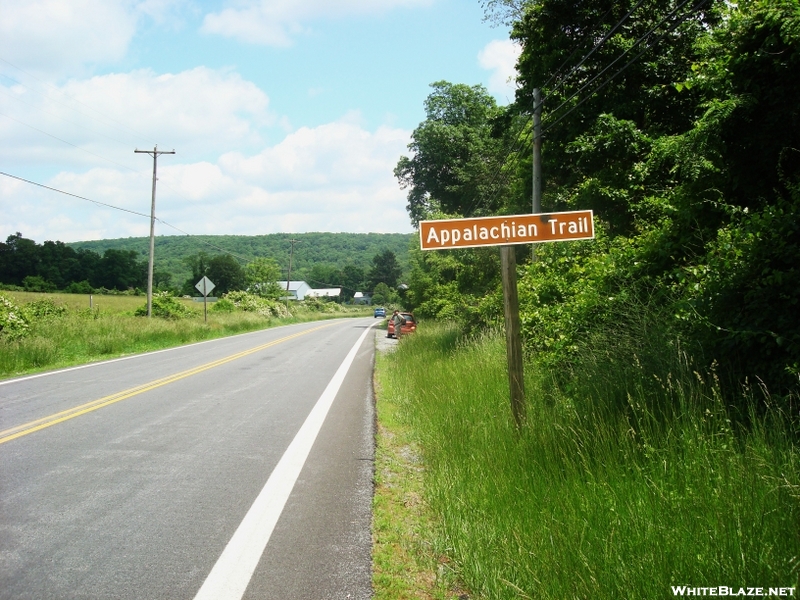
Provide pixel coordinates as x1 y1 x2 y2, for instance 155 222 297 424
420 210 594 251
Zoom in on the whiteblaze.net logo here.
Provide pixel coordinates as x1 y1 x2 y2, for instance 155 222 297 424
672 587 796 597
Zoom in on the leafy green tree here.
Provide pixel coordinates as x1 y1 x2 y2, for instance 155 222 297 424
395 81 506 225
511 0 721 228
367 250 402 291
245 257 283 298
340 264 366 301
22 276 56 292
396 0 800 398
0 233 40 286
207 254 245 295
92 249 146 291
371 282 401 307
306 263 343 289
65 280 93 294
38 240 82 289
182 251 211 295
181 252 244 295
505 0 799 395
153 268 173 292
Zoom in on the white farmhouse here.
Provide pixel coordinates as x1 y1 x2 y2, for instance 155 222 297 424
277 280 312 301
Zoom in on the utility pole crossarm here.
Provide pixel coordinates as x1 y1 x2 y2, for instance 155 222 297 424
135 146 176 318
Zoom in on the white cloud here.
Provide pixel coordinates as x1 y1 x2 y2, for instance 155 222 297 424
0 67 274 171
219 114 407 188
1 113 414 242
201 0 432 46
0 0 192 77
478 39 521 102
0 0 137 77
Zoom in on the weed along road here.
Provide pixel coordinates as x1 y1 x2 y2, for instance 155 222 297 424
0 318 378 600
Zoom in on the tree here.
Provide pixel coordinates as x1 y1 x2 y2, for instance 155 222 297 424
481 0 532 27
367 250 402 291
510 0 722 232
394 81 505 225
93 249 146 291
503 0 800 396
340 264 366 301
245 257 283 298
0 233 40 286
371 282 401 307
182 251 211 295
207 254 245 295
307 263 343 289
181 252 244 295
153 268 173 292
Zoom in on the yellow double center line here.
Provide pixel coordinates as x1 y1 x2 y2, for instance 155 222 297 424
0 324 334 446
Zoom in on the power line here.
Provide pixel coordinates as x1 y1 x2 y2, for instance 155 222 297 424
473 0 711 215
0 110 145 175
541 0 647 105
1 170 151 218
0 170 252 263
542 0 699 126
541 0 710 137
0 57 214 217
0 105 233 236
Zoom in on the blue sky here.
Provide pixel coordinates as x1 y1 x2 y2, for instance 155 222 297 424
0 0 520 242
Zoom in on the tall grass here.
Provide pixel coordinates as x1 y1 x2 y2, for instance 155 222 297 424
377 323 800 599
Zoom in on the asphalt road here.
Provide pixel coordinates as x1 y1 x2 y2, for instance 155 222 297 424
0 317 378 600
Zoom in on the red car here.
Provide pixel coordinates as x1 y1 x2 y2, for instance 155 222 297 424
387 312 416 338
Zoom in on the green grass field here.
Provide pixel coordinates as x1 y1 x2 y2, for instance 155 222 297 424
0 291 369 379
3 290 163 313
374 324 800 599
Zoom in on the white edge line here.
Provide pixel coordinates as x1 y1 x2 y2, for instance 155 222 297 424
0 317 358 387
192 321 377 600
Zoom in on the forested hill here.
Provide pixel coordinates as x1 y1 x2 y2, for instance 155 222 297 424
69 232 414 287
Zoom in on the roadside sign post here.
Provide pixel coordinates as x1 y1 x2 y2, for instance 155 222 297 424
500 246 526 427
420 210 594 427
195 276 215 323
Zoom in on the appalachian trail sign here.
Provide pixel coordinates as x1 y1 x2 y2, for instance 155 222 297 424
419 210 594 251
419 210 595 427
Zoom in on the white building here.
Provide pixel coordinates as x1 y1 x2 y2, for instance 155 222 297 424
277 281 312 300
307 288 342 298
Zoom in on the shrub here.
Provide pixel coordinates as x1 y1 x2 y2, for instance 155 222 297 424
134 292 195 319
300 296 342 313
65 280 94 294
210 297 236 313
22 275 56 292
223 291 290 318
0 294 31 340
24 298 68 319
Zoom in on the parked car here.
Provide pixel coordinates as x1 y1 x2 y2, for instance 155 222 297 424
387 312 416 338
374 307 386 318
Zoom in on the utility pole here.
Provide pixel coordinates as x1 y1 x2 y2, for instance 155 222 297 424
501 87 542 427
286 238 299 307
135 145 175 318
532 87 542 264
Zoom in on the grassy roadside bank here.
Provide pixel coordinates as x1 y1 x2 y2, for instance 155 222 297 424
0 291 370 379
373 323 800 599
372 336 468 600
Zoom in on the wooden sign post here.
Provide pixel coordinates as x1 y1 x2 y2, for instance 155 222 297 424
500 246 526 427
420 210 594 427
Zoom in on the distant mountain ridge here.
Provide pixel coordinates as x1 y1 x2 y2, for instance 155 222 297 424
69 232 415 289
